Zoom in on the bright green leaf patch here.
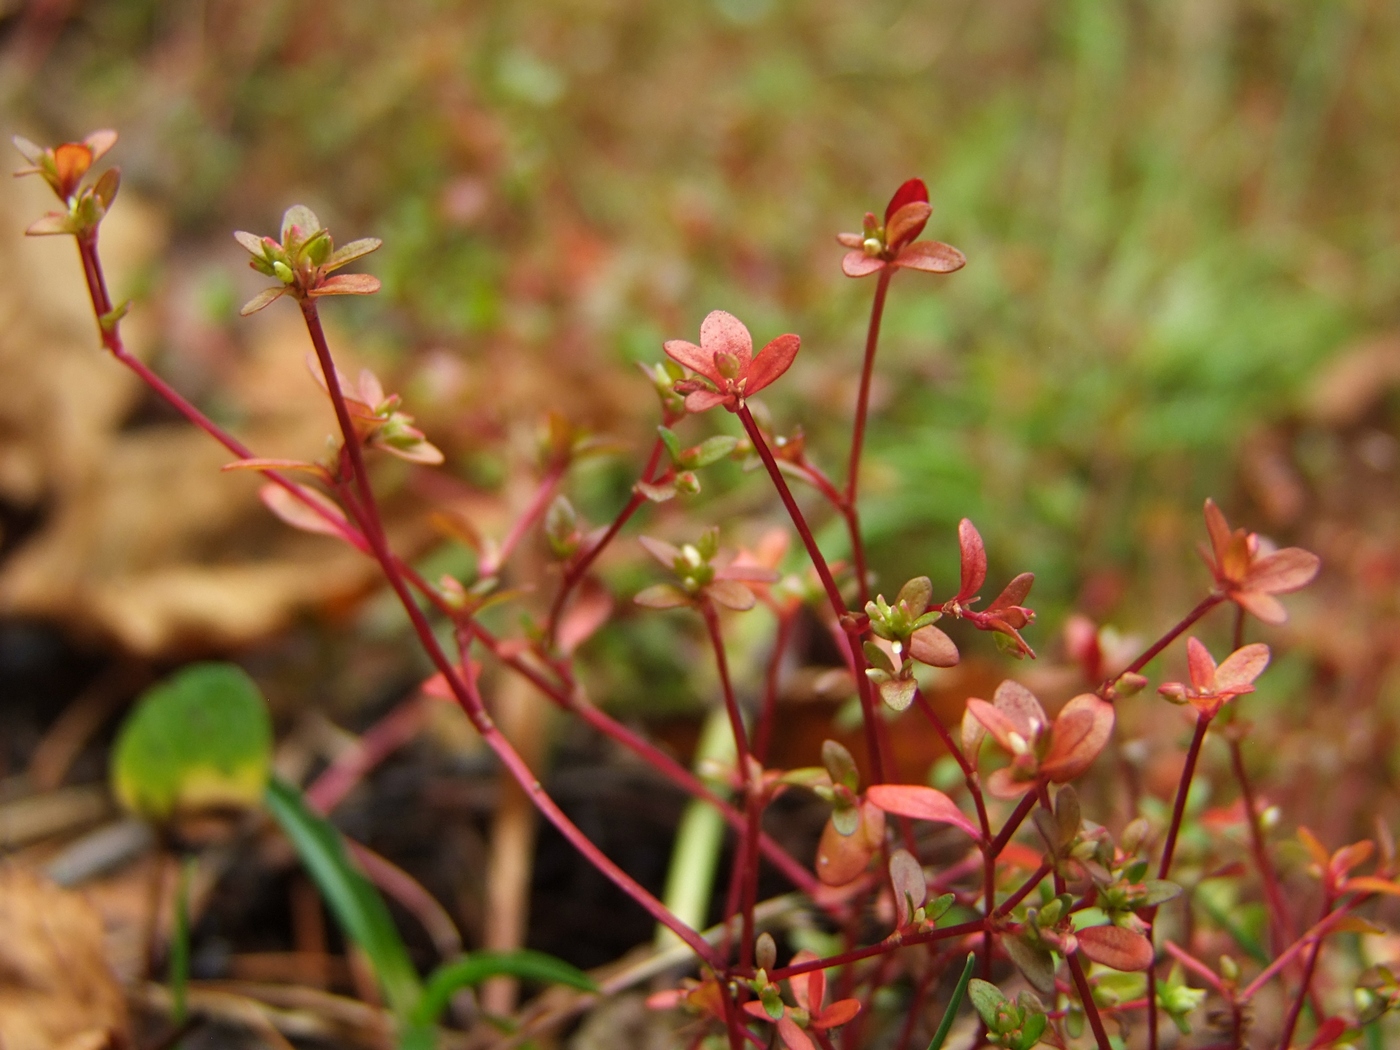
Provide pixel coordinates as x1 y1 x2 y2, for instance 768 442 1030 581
112 662 273 822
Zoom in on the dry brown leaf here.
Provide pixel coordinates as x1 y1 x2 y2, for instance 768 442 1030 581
0 865 131 1050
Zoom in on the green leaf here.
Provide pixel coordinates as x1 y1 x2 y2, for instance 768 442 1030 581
687 435 739 468
967 978 1010 1029
413 950 596 1026
112 662 273 823
264 778 423 1017
926 953 976 1050
657 426 683 463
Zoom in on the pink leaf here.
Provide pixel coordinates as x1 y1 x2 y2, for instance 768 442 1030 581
557 583 612 656
1246 546 1321 594
259 483 348 539
684 388 729 413
239 286 287 315
700 309 753 371
309 272 380 296
865 784 979 839
777 1016 816 1050
992 680 1047 737
893 240 967 273
910 624 959 667
634 584 690 610
1236 589 1288 625
663 338 718 382
1077 925 1154 971
746 333 800 395
1186 637 1218 693
1214 643 1270 692
637 536 681 566
956 519 987 601
1042 694 1115 783
1203 498 1231 565
842 251 885 278
707 579 757 611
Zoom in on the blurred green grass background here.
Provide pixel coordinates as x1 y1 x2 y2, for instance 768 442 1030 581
7 0 1396 628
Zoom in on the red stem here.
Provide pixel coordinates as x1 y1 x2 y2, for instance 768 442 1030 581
1158 713 1213 880
1277 895 1331 1050
842 267 892 609
299 299 717 964
737 404 891 786
767 919 985 981
753 608 797 764
545 436 668 641
1229 737 1290 952
986 791 1039 859
304 695 430 813
1109 592 1225 689
1066 951 1112 1050
479 458 567 577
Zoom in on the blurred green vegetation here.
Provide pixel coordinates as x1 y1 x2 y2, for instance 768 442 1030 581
9 0 1397 633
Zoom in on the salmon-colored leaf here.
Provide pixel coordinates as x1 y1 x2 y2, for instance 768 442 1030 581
865 784 979 839
1078 925 1154 971
956 519 987 601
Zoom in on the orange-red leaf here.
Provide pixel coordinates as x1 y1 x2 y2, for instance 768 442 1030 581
865 784 979 839
1078 925 1154 971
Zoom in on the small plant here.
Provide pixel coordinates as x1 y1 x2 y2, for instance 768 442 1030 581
22 128 1398 1050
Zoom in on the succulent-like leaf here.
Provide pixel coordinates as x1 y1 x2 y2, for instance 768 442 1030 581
634 583 690 609
889 849 927 927
878 677 918 711
281 204 322 242
239 286 288 315
866 784 979 839
897 575 933 613
259 482 348 538
1042 694 1115 783
894 240 967 273
309 272 381 296
910 624 959 667
1078 924 1154 971
956 519 987 601
325 236 383 271
1003 931 1057 995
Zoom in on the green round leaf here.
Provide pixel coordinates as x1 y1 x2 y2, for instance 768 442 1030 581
112 662 272 822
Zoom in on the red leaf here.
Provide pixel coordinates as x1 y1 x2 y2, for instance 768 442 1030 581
310 272 381 296
884 201 932 250
842 251 885 278
814 999 861 1029
777 1016 816 1050
893 240 967 273
865 784 979 839
700 309 753 370
1186 637 1217 693
884 177 929 223
259 483 348 539
1246 546 1321 594
1077 924 1154 971
1215 643 1270 692
557 582 612 655
910 624 959 667
956 518 987 602
1041 694 1114 783
988 572 1034 611
747 333 801 395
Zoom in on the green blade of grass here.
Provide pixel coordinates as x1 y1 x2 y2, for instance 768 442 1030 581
414 949 597 1026
264 777 423 1017
927 952 977 1050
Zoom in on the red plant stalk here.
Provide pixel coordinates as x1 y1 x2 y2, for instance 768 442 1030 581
479 458 567 577
767 919 986 982
1145 709 1214 1050
842 266 894 607
1276 893 1333 1050
544 435 669 643
699 600 764 967
1107 592 1225 692
305 695 430 813
1066 950 1113 1050
1228 737 1290 952
752 607 797 764
298 299 717 964
735 403 892 786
